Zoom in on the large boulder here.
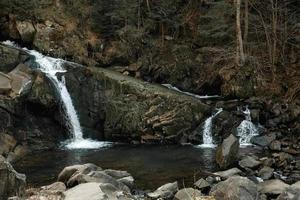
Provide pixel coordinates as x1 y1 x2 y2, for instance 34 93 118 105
0 44 28 73
258 179 290 195
147 181 178 199
213 168 242 180
64 67 210 143
238 156 261 169
210 176 259 200
216 134 239 169
0 156 26 200
174 188 203 200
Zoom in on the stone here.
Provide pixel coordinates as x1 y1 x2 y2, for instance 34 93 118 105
57 163 99 184
103 169 131 179
118 176 134 189
41 182 66 192
258 166 274 180
67 171 130 193
213 168 242 179
16 21 36 44
174 188 202 200
0 72 12 94
216 134 239 169
64 182 107 200
239 156 261 169
0 156 26 200
0 133 17 156
210 176 259 200
270 140 282 151
8 63 32 97
251 134 276 147
98 183 135 200
147 181 178 199
258 179 290 195
194 178 211 190
0 44 28 73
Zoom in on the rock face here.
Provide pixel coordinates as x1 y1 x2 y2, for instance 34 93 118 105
0 156 26 200
65 67 210 143
210 176 259 200
215 134 239 169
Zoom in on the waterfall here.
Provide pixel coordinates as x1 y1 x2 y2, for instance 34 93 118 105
236 106 259 146
198 108 223 148
2 41 111 149
162 84 220 99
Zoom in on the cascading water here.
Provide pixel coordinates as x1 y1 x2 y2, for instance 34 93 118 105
198 108 223 148
162 84 220 99
236 106 259 146
2 41 111 149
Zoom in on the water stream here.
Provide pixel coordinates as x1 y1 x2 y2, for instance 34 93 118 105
237 106 259 146
198 108 223 148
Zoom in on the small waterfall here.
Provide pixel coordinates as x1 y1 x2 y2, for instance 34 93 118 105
198 108 223 148
162 84 220 99
2 41 111 149
236 106 259 146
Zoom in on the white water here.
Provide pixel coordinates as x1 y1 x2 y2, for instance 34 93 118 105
162 84 220 99
198 108 223 148
236 106 259 146
2 41 111 149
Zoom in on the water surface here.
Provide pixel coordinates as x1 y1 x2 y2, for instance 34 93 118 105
15 144 261 190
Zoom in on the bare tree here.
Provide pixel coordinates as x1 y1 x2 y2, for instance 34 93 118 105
235 0 245 66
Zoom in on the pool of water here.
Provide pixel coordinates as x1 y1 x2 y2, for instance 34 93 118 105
14 144 262 190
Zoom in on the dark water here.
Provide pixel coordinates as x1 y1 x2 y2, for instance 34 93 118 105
14 144 262 190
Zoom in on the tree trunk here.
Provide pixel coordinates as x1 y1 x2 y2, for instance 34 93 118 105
236 0 245 66
244 0 249 52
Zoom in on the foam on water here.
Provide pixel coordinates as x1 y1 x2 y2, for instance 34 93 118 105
237 106 259 146
2 41 111 149
198 108 223 148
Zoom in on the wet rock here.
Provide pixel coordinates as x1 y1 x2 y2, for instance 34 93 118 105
147 181 178 199
174 188 202 200
216 134 239 169
194 178 211 190
239 156 261 169
0 156 26 200
270 140 282 151
258 179 290 195
213 168 242 179
258 166 274 180
210 176 258 200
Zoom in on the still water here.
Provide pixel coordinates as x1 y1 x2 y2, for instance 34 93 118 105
14 144 261 190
